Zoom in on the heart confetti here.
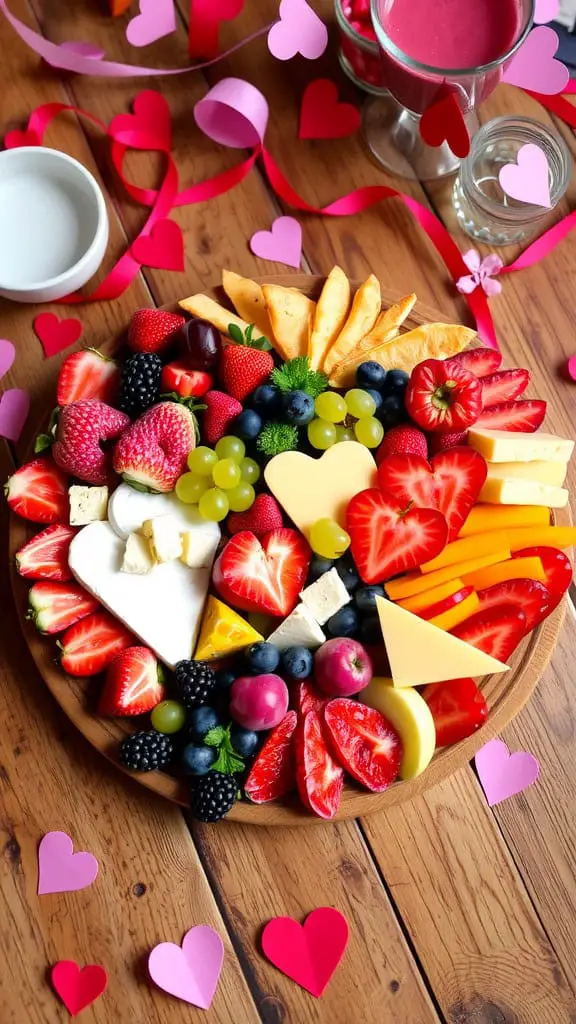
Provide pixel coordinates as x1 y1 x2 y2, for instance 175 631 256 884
148 926 224 1008
419 92 470 158
126 0 177 48
51 962 108 1016
262 907 349 997
33 314 83 359
475 738 540 806
502 26 569 94
109 89 172 151
3 127 41 148
268 0 328 61
299 79 361 140
0 338 15 380
566 355 576 382
188 0 245 59
0 388 30 442
37 831 99 895
499 143 552 208
250 216 303 269
132 218 185 271
534 0 559 23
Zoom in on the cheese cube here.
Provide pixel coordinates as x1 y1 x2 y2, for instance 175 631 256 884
299 568 350 625
142 515 183 563
484 461 567 487
69 485 109 526
479 477 569 508
180 528 220 569
121 532 154 575
468 427 574 464
267 604 326 650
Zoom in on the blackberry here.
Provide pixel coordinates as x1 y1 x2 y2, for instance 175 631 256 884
192 771 238 822
175 660 216 707
119 352 162 417
119 730 173 771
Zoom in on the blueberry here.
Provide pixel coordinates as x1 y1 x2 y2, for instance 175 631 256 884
230 723 259 758
182 743 217 776
357 361 387 390
378 392 406 429
365 388 383 413
384 369 410 393
325 604 359 638
281 645 313 680
360 614 383 645
251 383 281 415
245 641 280 674
214 667 236 690
355 585 385 614
234 408 262 441
282 390 315 426
308 556 335 582
336 553 360 592
187 705 223 742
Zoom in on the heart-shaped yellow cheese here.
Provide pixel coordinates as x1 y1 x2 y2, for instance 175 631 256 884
264 441 377 535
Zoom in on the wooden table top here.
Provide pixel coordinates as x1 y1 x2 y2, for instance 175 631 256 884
1 2 576 1021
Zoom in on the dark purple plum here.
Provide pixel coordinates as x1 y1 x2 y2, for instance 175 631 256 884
176 318 222 371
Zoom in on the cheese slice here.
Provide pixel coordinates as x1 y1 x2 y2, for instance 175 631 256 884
468 427 574 464
479 478 569 508
267 603 326 650
376 596 508 686
484 461 567 487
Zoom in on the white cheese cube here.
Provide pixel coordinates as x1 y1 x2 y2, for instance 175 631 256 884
142 515 183 563
180 528 220 569
121 532 154 575
69 485 109 526
299 568 350 625
267 604 326 650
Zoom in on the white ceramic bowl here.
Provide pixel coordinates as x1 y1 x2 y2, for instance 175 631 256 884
0 147 109 303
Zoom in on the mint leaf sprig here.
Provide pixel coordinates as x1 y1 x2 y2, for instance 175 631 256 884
204 725 246 777
270 356 328 398
228 322 272 351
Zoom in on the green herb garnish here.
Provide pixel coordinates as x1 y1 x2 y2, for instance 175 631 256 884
256 422 299 457
270 356 328 398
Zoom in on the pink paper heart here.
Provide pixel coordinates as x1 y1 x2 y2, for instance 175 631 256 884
0 338 15 380
126 0 177 47
0 388 29 442
33 313 83 358
262 907 349 997
38 831 99 895
148 926 224 1008
3 128 41 149
475 738 540 807
250 216 302 269
566 354 576 381
109 90 172 152
502 26 569 94
299 79 361 140
132 219 185 271
498 143 551 208
268 0 328 61
534 0 559 23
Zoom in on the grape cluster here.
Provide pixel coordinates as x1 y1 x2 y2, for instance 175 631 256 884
307 388 384 451
356 361 410 430
175 436 260 522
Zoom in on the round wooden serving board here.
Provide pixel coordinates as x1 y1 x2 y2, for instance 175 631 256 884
9 276 570 825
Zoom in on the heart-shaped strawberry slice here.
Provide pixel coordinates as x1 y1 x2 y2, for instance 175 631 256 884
346 488 448 584
212 528 310 617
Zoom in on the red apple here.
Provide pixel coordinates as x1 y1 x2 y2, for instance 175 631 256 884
314 638 373 697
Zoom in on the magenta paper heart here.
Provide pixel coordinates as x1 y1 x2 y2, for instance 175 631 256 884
0 389 29 442
38 831 99 895
126 0 177 48
3 128 41 149
0 338 15 380
268 0 328 61
534 0 559 23
109 90 172 152
250 216 302 269
132 219 185 271
262 907 349 997
499 143 551 208
188 0 245 59
502 26 569 94
299 79 361 140
475 738 540 807
148 926 224 1008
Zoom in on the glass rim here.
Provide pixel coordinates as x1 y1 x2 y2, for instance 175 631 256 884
335 0 379 50
370 0 535 78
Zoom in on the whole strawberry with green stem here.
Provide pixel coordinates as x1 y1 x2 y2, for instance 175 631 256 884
219 323 274 403
113 401 197 492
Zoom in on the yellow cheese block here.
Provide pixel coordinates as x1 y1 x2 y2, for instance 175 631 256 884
458 504 550 537
375 596 509 686
479 477 569 508
468 427 574 464
194 597 263 661
361 678 436 779
483 461 567 487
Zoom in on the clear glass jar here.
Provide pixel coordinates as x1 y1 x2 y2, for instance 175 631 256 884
453 116 571 245
335 0 387 95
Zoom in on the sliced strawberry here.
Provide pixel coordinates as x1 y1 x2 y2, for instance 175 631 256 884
513 546 573 612
295 710 344 819
213 529 311 617
160 362 212 399
347 488 448 584
5 458 69 524
57 348 120 406
244 710 298 804
27 581 99 635
431 447 487 541
15 524 76 581
295 680 327 717
477 578 550 634
475 399 546 432
59 611 134 677
324 698 402 792
421 585 474 620
446 347 502 377
422 678 488 747
451 605 527 662
99 646 165 716
377 454 436 510
481 369 530 406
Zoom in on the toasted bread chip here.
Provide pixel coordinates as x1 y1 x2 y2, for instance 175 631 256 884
329 323 476 387
222 270 274 340
307 266 351 371
323 274 381 375
339 293 417 368
262 284 316 362
178 293 268 343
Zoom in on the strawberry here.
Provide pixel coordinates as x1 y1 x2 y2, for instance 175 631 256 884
347 488 448 584
427 429 468 454
59 611 134 676
27 581 99 635
53 400 130 486
513 546 573 613
57 349 120 406
475 399 546 432
405 359 483 432
422 678 488 747
5 458 69 524
476 578 550 634
213 528 311 617
202 391 242 445
15 524 76 580
480 368 530 407
160 362 212 399
377 454 436 510
113 402 196 492
227 494 283 537
295 680 327 717
244 710 298 803
450 605 527 662
295 709 344 819
127 309 184 356
324 698 402 792
446 347 502 377
376 424 428 463
99 646 165 716
219 344 274 403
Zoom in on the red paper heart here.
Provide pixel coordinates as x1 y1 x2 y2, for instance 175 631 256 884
299 79 361 140
109 89 172 152
188 0 245 58
419 92 470 158
51 961 108 1016
4 128 41 149
262 907 349 997
33 313 83 358
131 219 185 272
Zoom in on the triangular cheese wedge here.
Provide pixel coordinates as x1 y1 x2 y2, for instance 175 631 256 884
195 597 263 661
376 596 508 687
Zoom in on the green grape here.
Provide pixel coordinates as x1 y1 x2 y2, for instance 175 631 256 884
307 418 337 450
187 445 217 476
212 458 241 490
345 388 376 419
240 457 260 484
227 482 255 512
151 700 186 735
310 518 351 560
314 391 347 423
354 416 384 448
215 435 246 463
335 426 355 443
199 487 230 522
176 472 209 504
